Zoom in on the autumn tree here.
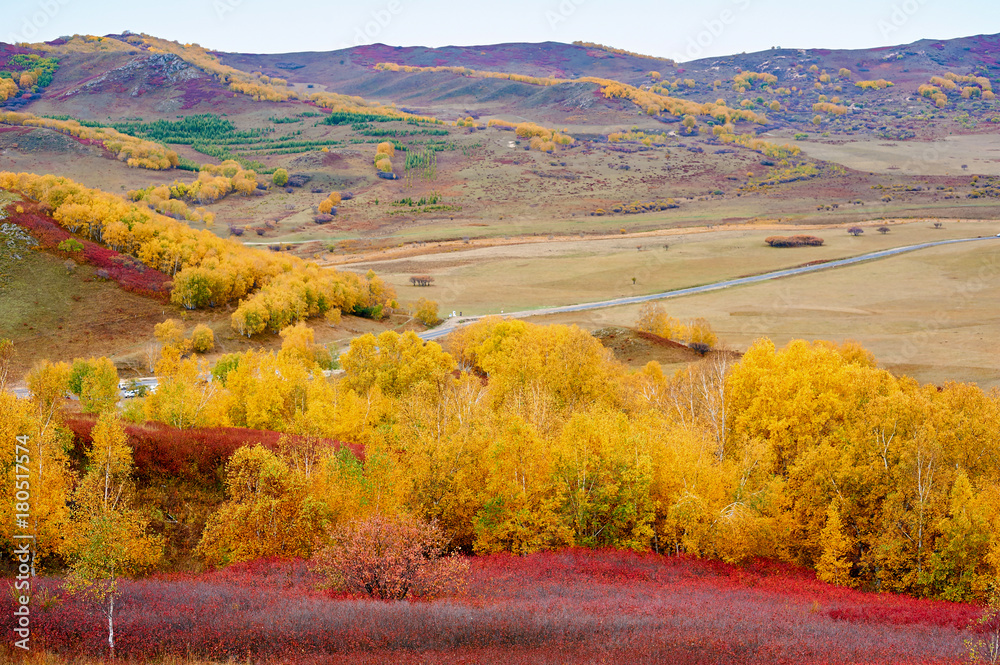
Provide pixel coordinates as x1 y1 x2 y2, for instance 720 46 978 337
341 330 455 398
635 302 682 340
62 412 162 658
272 168 289 187
311 514 468 600
154 319 187 351
197 444 327 564
0 339 13 392
68 357 119 414
190 324 214 353
0 391 74 563
144 350 219 429
413 298 440 327
816 504 854 586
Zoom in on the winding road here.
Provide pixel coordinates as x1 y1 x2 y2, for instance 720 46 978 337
418 235 1000 341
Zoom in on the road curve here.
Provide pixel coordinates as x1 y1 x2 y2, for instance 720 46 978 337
419 235 1000 342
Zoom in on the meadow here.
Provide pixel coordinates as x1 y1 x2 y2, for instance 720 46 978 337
353 219 1000 315
533 233 1000 388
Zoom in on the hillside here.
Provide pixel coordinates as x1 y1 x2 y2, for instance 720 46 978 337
2 31 1000 369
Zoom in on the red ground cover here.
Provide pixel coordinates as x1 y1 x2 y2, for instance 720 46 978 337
5 201 171 300
0 550 984 664
64 414 364 482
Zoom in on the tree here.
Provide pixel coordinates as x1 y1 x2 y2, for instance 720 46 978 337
410 275 435 287
272 168 289 187
966 590 1000 664
154 319 186 349
816 504 854 586
848 226 864 236
413 298 440 327
341 330 456 397
197 445 327 565
279 322 324 368
25 360 70 438
68 357 119 414
0 391 74 563
635 303 682 340
877 226 890 234
62 412 162 659
190 324 214 353
311 514 468 600
686 318 717 354
0 338 13 392
924 471 992 601
144 351 219 430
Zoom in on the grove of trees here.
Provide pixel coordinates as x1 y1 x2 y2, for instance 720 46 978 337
4 321 1000 604
0 172 396 335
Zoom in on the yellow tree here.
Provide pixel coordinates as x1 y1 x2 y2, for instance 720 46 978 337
68 357 119 414
197 444 327 564
190 324 214 353
551 410 655 550
62 412 162 658
0 392 74 563
341 331 455 398
26 360 71 438
473 413 572 554
0 338 13 392
816 503 854 586
923 471 993 600
144 350 220 429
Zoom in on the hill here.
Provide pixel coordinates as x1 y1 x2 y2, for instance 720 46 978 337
3 31 1000 385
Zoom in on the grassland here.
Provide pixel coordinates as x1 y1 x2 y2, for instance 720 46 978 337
529 235 1000 389
353 219 1000 315
788 133 1000 176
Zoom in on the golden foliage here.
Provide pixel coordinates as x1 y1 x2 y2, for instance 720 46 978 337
0 111 179 170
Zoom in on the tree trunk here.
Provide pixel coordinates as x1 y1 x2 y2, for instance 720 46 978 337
108 593 115 659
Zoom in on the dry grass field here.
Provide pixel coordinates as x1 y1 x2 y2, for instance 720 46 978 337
787 133 1000 176
354 219 1000 316
528 236 1000 389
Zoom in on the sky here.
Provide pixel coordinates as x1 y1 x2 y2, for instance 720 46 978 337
4 0 1000 63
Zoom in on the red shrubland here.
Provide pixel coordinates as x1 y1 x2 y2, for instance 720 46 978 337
0 550 981 663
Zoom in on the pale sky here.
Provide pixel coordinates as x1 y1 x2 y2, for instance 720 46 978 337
4 0 1000 63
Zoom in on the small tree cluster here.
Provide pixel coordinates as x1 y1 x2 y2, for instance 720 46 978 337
409 275 435 286
764 235 825 247
848 227 864 236
318 191 341 215
636 303 718 351
375 142 395 173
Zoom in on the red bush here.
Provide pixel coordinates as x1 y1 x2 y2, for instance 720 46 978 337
64 415 364 483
